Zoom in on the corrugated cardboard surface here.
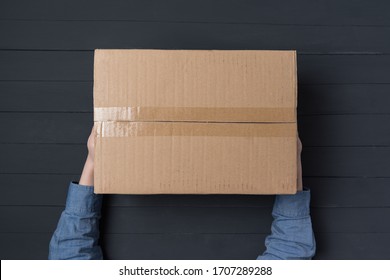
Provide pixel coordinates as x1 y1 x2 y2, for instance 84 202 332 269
93 49 297 194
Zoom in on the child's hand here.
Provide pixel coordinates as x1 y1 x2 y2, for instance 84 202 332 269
297 136 303 191
79 125 96 186
86 125 97 163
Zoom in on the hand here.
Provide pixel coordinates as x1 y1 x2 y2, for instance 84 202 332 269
79 125 97 186
86 124 97 162
297 136 303 191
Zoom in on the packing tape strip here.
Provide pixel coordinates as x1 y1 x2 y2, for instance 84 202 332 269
94 107 295 123
95 121 297 137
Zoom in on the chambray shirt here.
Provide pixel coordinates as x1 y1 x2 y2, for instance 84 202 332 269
49 182 315 260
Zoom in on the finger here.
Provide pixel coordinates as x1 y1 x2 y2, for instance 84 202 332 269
297 135 302 152
92 124 97 136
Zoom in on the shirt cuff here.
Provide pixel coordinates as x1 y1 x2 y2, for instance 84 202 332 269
272 188 311 218
64 181 103 215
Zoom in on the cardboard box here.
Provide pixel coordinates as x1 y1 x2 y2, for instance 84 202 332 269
93 49 297 194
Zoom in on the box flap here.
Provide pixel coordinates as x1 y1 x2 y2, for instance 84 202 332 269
94 49 297 123
95 122 297 194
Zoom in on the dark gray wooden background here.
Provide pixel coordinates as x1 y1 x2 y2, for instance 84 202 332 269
1 0 390 260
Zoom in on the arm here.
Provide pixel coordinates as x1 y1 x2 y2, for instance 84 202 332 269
256 189 316 260
49 126 103 260
257 137 316 260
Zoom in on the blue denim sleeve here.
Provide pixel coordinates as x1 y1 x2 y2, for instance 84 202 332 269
257 189 316 260
48 182 103 260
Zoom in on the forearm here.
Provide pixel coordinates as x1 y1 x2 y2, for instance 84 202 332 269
257 189 316 260
49 182 103 260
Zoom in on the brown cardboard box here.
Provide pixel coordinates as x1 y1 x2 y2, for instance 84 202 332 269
93 49 297 194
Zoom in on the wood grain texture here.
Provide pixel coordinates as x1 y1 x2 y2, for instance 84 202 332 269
2 51 390 83
1 0 390 26
1 175 390 208
0 0 389 260
1 20 390 52
0 205 388 234
1 113 390 146
2 82 390 115
0 81 93 112
101 232 390 260
1 232 390 260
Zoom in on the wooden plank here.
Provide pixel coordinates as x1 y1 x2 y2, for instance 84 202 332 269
0 81 93 112
314 233 390 260
1 232 389 260
1 0 389 26
0 206 63 233
302 147 390 177
102 233 390 260
1 144 390 177
0 174 74 206
0 174 275 207
306 178 390 208
0 233 51 260
298 84 390 115
298 115 390 146
2 82 390 115
5 205 275 234
1 113 390 146
298 55 390 84
1 176 389 208
0 144 87 174
1 20 389 52
99 207 390 234
311 208 389 233
0 232 266 260
2 51 390 84
1 175 390 207
100 233 266 260
1 205 388 234
0 51 93 81
0 113 93 144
